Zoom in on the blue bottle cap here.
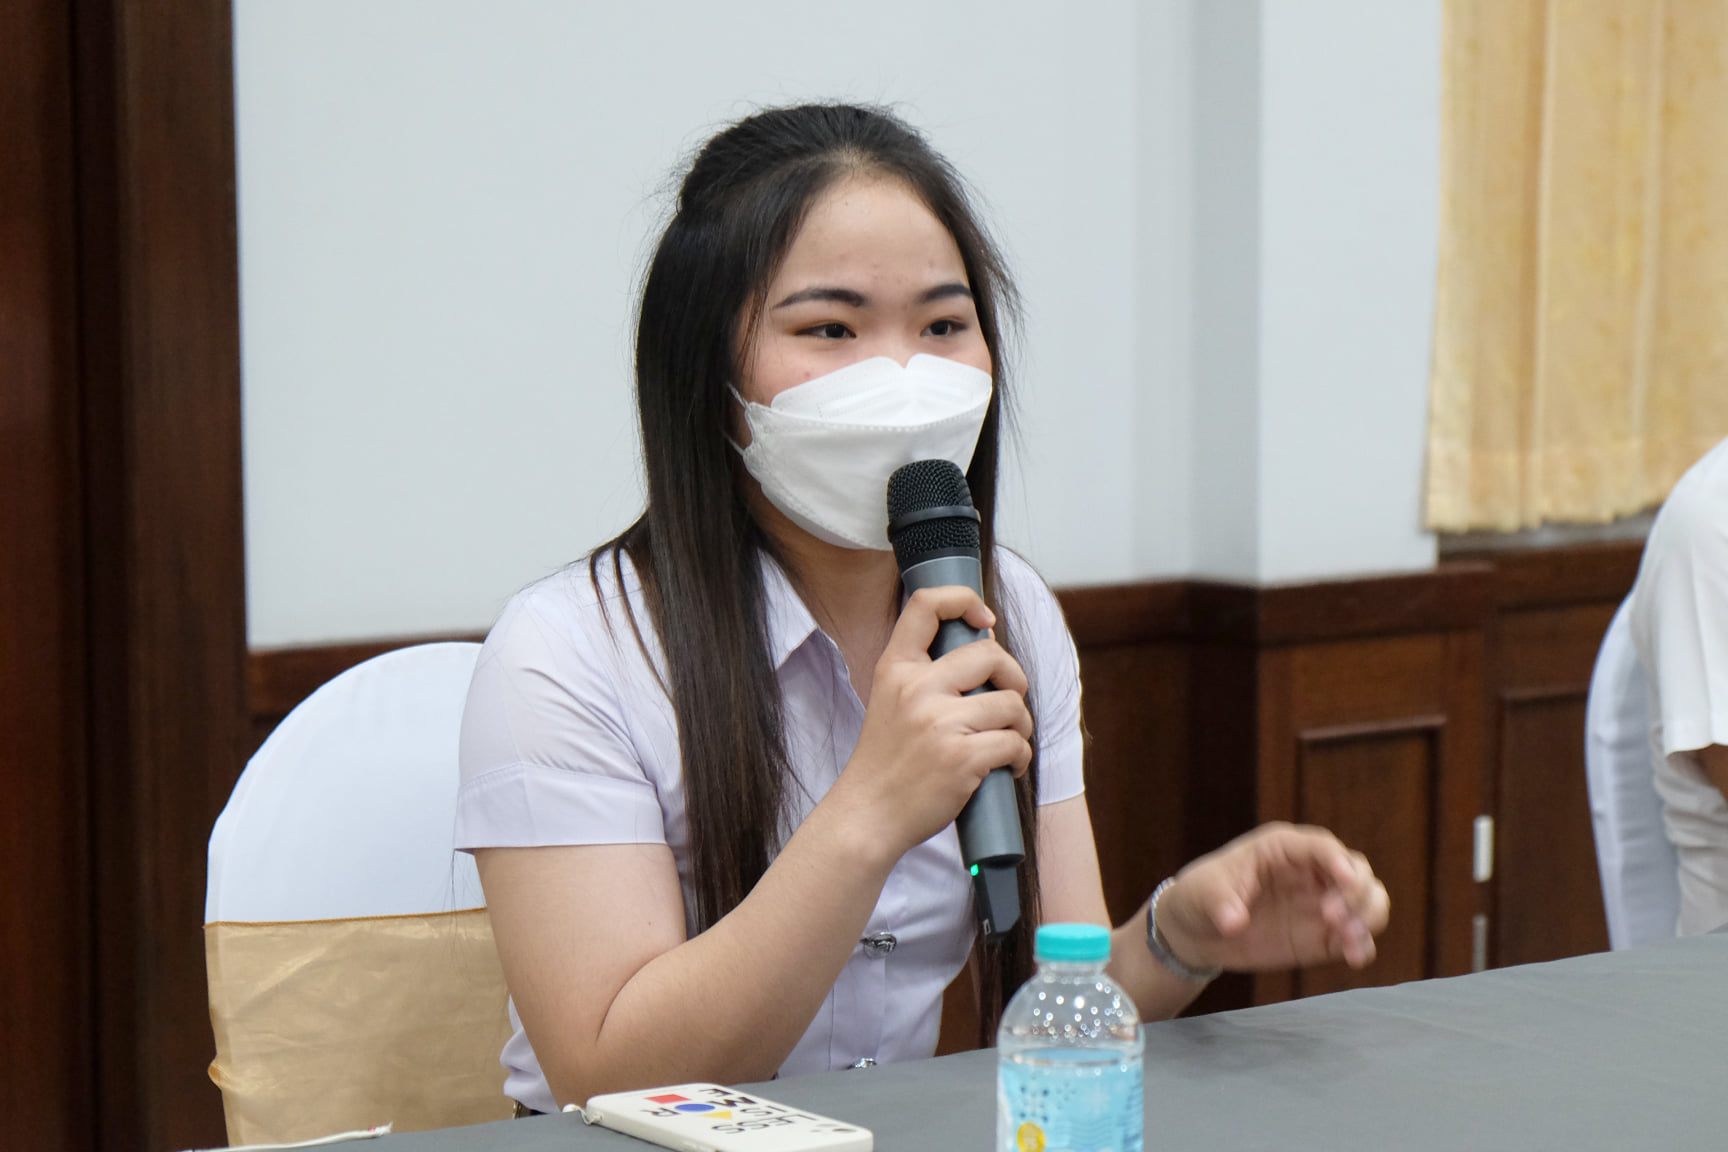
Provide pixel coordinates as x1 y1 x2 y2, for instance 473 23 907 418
1034 923 1112 963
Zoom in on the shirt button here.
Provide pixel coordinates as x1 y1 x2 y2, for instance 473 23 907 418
860 932 897 958
846 1058 878 1070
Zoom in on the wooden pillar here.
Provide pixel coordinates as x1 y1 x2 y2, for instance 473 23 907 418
1 1 95 1146
77 2 247 1147
2 2 245 1148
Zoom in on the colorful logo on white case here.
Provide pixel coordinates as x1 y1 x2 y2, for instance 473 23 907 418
646 1093 732 1119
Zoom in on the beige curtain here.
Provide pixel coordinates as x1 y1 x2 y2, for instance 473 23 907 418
1426 0 1728 532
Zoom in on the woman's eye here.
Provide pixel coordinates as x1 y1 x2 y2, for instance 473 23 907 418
805 322 853 340
925 319 963 337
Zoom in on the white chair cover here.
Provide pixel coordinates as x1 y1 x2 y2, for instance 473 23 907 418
1584 599 1682 949
208 641 485 923
205 641 513 1146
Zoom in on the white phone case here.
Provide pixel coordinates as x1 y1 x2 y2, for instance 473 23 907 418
581 1083 873 1152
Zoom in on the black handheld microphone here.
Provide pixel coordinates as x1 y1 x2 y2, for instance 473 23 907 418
886 459 1024 941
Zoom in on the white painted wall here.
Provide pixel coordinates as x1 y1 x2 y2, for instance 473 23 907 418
237 0 1441 646
1188 0 1264 580
1131 0 1198 579
1188 0 1441 583
1257 0 1441 582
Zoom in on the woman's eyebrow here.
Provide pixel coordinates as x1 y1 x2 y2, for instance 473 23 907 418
773 286 866 309
918 282 974 304
772 282 974 310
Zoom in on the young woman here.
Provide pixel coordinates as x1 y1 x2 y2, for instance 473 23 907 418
456 103 1390 1115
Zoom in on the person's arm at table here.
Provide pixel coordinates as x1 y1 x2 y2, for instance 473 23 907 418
479 821 888 1109
1036 796 1207 1019
1038 796 1390 1021
479 587 1033 1107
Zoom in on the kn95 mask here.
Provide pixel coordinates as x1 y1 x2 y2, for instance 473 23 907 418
730 354 992 550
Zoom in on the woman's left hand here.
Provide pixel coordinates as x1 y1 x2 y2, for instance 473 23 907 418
1154 823 1391 973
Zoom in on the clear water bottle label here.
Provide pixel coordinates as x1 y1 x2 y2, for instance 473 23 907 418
997 1051 1143 1152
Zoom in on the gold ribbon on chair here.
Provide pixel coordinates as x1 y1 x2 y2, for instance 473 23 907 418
206 908 516 1146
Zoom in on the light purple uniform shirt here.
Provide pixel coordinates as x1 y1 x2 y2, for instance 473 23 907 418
456 547 1084 1112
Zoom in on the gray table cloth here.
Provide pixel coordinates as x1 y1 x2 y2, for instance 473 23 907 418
360 931 1728 1151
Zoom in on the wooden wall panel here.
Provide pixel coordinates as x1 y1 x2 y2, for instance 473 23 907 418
1294 726 1439 996
1287 635 1451 723
1058 587 1257 1015
1072 643 1191 927
1481 543 1644 611
1495 603 1622 691
1249 626 1484 1006
1447 544 1642 972
1183 643 1261 866
1495 692 1606 965
1 2 93 1148
73 3 247 1147
1432 630 1488 981
1179 642 1262 1015
1485 599 1623 967
1 4 242 1147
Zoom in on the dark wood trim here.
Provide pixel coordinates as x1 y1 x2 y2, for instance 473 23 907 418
1056 564 1498 653
5 4 245 1147
74 3 247 1148
248 632 489 760
2 2 95 1147
1500 684 1594 705
1055 580 1192 647
1176 542 1640 644
1452 540 1644 610
1298 714 1449 743
1188 563 1497 647
250 632 489 723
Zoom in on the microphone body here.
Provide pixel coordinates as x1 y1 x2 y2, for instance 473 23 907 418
888 463 1025 942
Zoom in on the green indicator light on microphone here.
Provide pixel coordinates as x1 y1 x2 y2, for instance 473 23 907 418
970 864 980 876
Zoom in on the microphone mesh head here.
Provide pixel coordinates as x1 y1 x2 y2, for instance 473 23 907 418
887 459 973 521
887 460 980 567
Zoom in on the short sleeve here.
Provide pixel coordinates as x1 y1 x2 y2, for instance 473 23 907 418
996 549 1085 806
455 569 668 850
1629 438 1728 759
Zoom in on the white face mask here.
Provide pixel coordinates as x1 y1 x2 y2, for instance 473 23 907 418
731 353 993 550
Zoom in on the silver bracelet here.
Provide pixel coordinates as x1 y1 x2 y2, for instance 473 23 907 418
1145 877 1221 984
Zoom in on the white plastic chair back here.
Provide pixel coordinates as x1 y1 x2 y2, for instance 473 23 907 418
208 641 485 922
1585 600 1682 949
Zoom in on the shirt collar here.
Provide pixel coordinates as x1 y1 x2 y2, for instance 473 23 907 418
760 553 823 670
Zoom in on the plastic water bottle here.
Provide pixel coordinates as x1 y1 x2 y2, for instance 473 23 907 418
997 923 1143 1152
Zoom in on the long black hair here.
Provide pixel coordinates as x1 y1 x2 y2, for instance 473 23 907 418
595 103 1038 1041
